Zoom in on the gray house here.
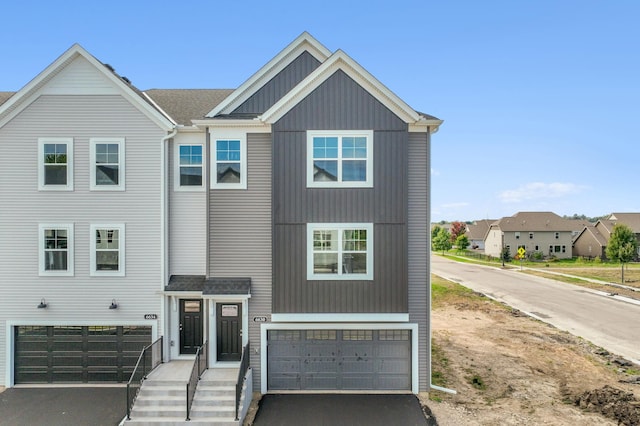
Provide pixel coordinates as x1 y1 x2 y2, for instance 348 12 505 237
0 33 441 417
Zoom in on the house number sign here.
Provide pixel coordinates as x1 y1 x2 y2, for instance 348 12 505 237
144 314 158 320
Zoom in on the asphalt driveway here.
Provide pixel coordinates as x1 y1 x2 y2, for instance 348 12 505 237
252 394 436 426
0 387 125 426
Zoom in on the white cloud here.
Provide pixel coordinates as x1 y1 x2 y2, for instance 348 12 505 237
499 182 586 203
442 202 470 208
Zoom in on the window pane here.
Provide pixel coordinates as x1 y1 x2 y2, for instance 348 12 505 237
314 252 338 274
96 251 119 271
96 229 119 249
44 144 67 164
343 253 367 274
44 165 67 185
342 160 366 181
313 160 337 181
45 251 68 271
180 166 202 186
314 230 338 251
217 163 241 183
216 140 241 163
96 165 119 185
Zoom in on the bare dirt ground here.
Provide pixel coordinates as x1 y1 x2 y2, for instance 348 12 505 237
424 277 640 426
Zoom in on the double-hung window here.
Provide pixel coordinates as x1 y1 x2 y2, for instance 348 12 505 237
38 138 73 191
176 144 204 189
212 136 246 189
307 131 373 188
90 138 125 190
91 224 125 276
307 223 373 280
39 224 74 276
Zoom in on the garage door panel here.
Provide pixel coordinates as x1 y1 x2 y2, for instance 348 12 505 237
303 374 338 389
378 375 411 389
342 375 375 389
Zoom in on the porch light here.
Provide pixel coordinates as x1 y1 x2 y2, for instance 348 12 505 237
37 298 48 309
109 299 118 310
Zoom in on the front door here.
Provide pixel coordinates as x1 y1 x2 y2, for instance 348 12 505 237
180 299 203 355
216 303 242 361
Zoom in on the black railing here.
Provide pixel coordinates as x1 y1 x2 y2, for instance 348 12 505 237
126 336 163 420
235 341 251 421
186 340 208 421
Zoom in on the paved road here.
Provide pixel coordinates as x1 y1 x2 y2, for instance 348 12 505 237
431 255 640 364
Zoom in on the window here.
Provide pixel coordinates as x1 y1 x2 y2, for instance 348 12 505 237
555 232 559 239
515 232 520 239
307 131 373 188
307 223 373 280
90 138 125 190
38 138 73 191
90 224 125 276
39 224 74 276
212 137 246 189
529 232 534 239
176 144 204 189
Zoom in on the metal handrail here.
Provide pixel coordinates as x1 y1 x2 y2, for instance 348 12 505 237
235 341 251 421
186 340 208 421
126 336 163 420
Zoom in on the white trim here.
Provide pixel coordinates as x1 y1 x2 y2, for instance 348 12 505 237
5 320 158 387
209 298 250 366
89 137 125 191
307 130 373 188
261 50 420 125
271 313 409 322
174 142 205 191
260 322 419 394
307 223 374 281
210 132 247 190
38 137 73 191
206 32 331 118
192 119 271 131
38 223 74 277
90 223 125 277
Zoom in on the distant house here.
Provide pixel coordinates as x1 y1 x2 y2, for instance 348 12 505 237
573 213 640 259
485 212 584 259
465 219 495 250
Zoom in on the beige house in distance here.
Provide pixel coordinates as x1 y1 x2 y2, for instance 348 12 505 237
485 212 586 259
573 213 640 259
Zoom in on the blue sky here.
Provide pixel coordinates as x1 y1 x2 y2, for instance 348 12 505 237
2 1 638 222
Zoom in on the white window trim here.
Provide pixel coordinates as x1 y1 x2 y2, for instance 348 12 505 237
211 134 247 190
90 138 125 191
307 130 373 188
38 137 74 191
38 223 74 277
174 143 205 191
90 223 125 277
307 223 374 281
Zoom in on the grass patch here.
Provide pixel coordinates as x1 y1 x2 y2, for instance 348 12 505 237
431 274 479 308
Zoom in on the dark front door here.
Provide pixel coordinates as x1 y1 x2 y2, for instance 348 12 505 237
180 299 203 355
216 303 242 361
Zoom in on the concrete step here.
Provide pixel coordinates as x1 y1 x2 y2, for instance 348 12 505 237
130 406 186 418
124 417 239 426
189 405 236 419
193 386 235 398
134 395 185 406
139 385 184 398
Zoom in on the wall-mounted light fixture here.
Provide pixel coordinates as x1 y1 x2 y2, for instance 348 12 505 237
109 299 118 310
37 298 48 309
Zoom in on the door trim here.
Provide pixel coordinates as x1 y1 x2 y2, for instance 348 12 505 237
206 297 249 366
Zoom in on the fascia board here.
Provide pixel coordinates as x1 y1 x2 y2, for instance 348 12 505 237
0 44 174 131
260 50 421 125
191 118 271 132
205 32 332 118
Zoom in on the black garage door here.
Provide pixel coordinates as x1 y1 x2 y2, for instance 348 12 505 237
14 325 151 384
268 329 411 391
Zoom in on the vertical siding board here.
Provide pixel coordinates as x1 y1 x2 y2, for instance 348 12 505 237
408 132 429 392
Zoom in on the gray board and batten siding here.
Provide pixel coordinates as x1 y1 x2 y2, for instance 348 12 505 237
272 69 410 314
231 51 321 116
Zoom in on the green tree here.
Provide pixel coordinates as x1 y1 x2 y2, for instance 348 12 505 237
455 234 469 252
431 225 442 241
605 224 638 283
432 227 452 254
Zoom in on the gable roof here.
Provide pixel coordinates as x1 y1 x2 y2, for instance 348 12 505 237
606 213 640 233
575 224 608 247
206 32 332 118
466 219 495 240
0 44 174 130
144 89 234 126
493 212 578 232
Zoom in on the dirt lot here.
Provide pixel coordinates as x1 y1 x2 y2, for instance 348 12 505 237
425 276 640 426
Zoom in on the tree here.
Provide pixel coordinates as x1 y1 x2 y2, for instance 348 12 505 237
449 221 466 243
432 227 452 254
431 225 442 241
455 234 469 252
501 246 511 266
605 224 638 283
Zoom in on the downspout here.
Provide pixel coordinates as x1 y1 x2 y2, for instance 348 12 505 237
427 125 457 395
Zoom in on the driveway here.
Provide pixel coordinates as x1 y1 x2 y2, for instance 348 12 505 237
252 394 435 426
0 387 125 426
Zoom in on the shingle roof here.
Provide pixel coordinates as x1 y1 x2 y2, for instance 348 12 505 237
165 275 251 295
466 219 496 240
607 213 640 233
145 89 234 126
0 92 15 107
494 212 578 232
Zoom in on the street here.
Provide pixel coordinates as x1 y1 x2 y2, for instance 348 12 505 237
431 255 640 364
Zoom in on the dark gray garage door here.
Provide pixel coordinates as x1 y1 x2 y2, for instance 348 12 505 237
14 325 151 384
268 329 411 390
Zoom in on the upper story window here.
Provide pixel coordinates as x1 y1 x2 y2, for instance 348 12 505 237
529 232 534 239
307 223 374 280
555 232 559 239
39 224 74 276
212 137 246 189
38 138 73 191
307 131 373 188
515 232 520 239
90 224 125 276
176 144 204 190
90 138 125 190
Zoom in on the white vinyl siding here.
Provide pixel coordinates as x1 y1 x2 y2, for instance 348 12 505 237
39 223 74 276
90 138 125 191
38 137 73 191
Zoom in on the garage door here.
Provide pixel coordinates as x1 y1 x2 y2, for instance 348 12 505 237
14 325 151 384
268 329 411 390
